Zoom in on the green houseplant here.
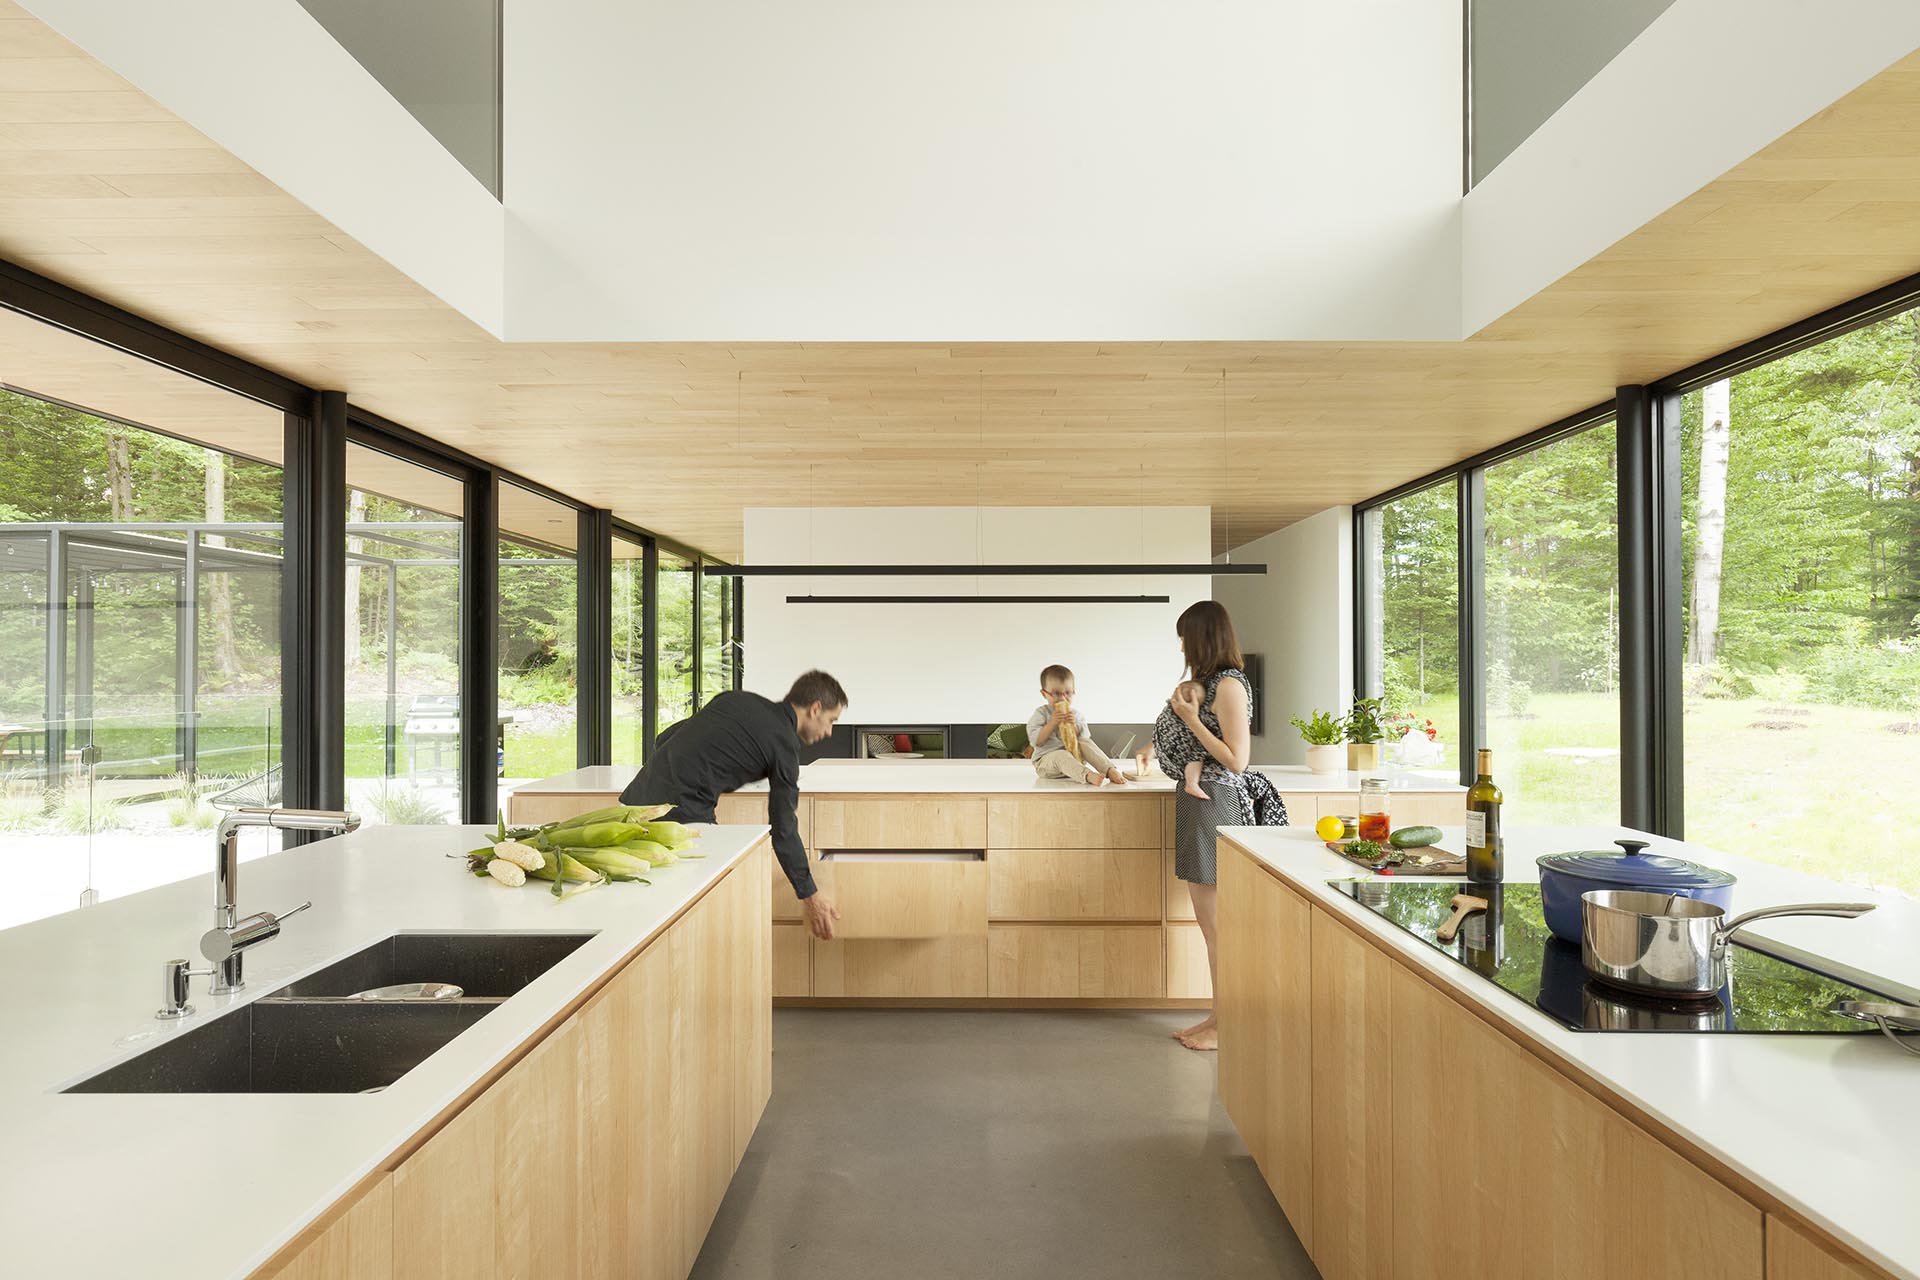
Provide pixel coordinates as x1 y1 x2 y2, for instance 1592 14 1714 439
1290 710 1345 775
1342 697 1386 772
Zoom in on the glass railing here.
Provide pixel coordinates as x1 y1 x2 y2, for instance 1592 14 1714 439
0 704 282 934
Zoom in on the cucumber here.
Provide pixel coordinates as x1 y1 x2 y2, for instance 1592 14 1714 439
1389 825 1442 849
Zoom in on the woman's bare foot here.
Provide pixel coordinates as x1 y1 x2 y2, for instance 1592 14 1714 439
1183 779 1211 800
1179 1025 1219 1051
1107 767 1129 786
1173 1014 1215 1043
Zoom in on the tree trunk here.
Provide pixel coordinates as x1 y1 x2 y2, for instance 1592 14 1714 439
105 432 133 520
1687 379 1731 668
203 449 240 679
344 489 367 668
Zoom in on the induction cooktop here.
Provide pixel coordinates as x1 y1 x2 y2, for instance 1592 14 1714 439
1329 880 1894 1034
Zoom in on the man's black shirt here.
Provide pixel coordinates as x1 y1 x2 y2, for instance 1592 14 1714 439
619 691 813 898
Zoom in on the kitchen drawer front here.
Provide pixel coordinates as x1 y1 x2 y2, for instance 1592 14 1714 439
988 848 1163 921
772 923 811 998
1167 921 1212 998
987 925 1166 998
986 795 1161 849
814 797 987 849
1313 793 1357 822
1381 792 1464 828
813 937 988 998
828 853 988 940
1165 847 1196 921
506 790 618 827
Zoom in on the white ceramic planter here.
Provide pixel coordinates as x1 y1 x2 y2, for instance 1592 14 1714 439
1304 743 1344 775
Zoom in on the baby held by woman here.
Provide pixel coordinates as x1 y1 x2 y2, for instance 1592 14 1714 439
1158 680 1212 799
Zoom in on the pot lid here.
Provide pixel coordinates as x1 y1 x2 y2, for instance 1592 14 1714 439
1535 839 1736 890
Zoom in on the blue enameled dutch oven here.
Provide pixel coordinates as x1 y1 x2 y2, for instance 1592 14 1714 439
1536 839 1736 944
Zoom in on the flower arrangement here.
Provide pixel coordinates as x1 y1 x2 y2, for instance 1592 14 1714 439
1383 711 1440 743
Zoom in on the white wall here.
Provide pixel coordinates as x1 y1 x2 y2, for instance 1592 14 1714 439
1211 507 1352 765
1462 0 1920 335
742 507 1210 724
21 0 505 334
503 0 1462 341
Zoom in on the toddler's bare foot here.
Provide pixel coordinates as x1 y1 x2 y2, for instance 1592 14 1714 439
1086 769 1106 786
1106 767 1128 786
1184 779 1210 800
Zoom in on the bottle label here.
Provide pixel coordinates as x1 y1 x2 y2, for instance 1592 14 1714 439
1466 811 1486 848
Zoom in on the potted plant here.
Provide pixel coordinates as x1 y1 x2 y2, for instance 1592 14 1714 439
1290 710 1345 775
1342 697 1385 772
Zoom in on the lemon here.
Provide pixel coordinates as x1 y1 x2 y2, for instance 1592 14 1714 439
1314 815 1345 842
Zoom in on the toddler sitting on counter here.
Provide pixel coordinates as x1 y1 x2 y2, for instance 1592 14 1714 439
1026 664 1129 786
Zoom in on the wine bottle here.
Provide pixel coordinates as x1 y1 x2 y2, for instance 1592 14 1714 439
1465 747 1504 883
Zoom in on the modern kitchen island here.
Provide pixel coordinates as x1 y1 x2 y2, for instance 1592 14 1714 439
0 822 775 1280
509 760 1467 1006
1215 825 1920 1280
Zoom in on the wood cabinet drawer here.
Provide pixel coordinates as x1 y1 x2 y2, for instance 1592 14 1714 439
828 853 988 940
773 922 811 998
813 938 988 997
814 797 986 848
988 848 1162 921
1166 921 1211 998
506 790 618 826
988 926 1165 998
1165 846 1195 920
717 794 820 920
986 795 1161 849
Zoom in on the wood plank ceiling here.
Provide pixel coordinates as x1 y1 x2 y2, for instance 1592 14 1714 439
3 2 1920 558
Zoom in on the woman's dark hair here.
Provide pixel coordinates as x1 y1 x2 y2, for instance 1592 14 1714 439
786 669 848 711
1176 601 1243 681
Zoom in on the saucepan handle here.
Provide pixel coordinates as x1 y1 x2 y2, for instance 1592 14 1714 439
1716 902 1876 944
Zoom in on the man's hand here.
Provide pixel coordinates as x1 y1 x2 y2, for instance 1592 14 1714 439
803 892 842 941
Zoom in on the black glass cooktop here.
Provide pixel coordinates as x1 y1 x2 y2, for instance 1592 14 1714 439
1329 880 1893 1034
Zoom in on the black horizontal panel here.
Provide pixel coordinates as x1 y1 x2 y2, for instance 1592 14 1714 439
786 594 1172 605
716 563 1261 577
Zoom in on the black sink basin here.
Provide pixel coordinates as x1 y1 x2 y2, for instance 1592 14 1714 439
271 931 596 1000
65 932 597 1094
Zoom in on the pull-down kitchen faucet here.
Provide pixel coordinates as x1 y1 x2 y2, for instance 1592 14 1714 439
157 806 360 1019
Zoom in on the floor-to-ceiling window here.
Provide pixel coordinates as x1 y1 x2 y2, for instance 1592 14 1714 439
611 533 649 768
1362 480 1460 775
1483 423 1621 824
0 310 285 930
497 484 578 812
344 443 464 824
1679 309 1920 897
699 561 734 707
657 549 695 734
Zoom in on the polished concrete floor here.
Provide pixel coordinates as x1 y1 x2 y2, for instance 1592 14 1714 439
689 1009 1317 1279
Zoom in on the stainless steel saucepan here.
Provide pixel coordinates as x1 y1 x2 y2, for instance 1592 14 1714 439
1581 890 1876 1000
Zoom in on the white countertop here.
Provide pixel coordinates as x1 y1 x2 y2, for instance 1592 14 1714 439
0 821 768 1280
1221 824 1920 1280
515 760 1463 797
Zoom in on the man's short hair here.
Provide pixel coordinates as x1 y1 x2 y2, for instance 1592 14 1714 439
1039 664 1074 688
786 669 848 711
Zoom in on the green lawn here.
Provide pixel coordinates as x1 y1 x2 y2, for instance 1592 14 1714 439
1411 690 1919 898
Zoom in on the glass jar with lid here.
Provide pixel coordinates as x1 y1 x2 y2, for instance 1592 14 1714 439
1357 777 1391 843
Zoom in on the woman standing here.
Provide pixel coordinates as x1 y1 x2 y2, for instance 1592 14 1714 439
1157 600 1287 1051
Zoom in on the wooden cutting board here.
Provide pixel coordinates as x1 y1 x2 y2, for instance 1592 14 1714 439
1327 841 1465 875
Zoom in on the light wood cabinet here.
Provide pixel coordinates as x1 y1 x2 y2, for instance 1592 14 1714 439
1165 847 1196 921
1217 846 1314 1252
1768 1216 1883 1280
813 797 987 849
716 793 820 921
830 854 988 940
987 794 1161 849
1308 910 1394 1280
1388 964 1761 1280
813 936 988 997
988 847 1162 921
1166 921 1211 998
255 1175 393 1280
506 790 605 826
987 925 1165 998
773 921 811 997
387 844 771 1280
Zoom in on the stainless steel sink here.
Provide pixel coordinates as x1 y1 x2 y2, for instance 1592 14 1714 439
66 932 596 1094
